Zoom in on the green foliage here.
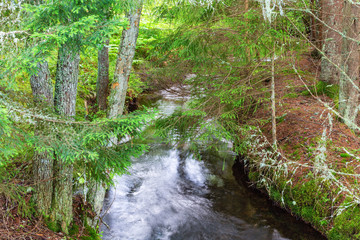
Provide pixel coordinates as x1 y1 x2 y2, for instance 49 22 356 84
24 0 131 48
16 0 136 78
81 224 102 240
0 106 29 165
143 1 310 159
30 109 155 185
128 73 148 99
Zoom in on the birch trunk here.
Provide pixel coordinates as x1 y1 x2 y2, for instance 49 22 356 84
30 61 54 215
108 1 143 119
339 1 360 129
320 0 343 84
96 40 110 111
51 44 80 233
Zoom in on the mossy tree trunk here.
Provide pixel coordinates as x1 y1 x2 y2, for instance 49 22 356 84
30 61 54 216
339 1 360 129
108 0 143 119
320 0 343 84
51 44 80 233
96 39 110 111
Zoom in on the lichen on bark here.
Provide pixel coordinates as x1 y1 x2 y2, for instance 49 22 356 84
30 61 54 216
50 44 80 234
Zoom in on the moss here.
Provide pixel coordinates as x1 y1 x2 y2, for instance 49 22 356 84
292 179 317 206
287 177 334 232
45 218 61 233
328 205 360 240
301 206 315 222
69 223 80 236
327 229 344 240
284 92 299 98
340 153 351 158
248 171 259 182
269 188 282 203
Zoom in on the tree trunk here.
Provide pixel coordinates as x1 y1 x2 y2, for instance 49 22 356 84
96 40 110 111
31 62 53 105
86 180 106 228
339 1 360 129
310 0 323 50
320 0 343 84
54 46 80 117
108 1 143 119
51 44 80 233
30 61 54 216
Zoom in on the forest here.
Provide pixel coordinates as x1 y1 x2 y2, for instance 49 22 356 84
0 0 360 239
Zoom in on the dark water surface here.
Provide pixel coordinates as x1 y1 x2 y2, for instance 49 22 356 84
101 91 325 240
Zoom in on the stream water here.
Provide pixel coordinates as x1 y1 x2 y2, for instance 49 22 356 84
100 90 325 240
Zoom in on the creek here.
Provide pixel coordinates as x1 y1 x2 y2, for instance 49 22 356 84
100 89 325 240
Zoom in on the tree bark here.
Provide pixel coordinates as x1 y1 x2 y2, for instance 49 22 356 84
339 1 360 129
51 44 80 233
54 46 80 117
310 0 323 50
96 39 110 111
86 180 106 228
30 61 54 216
31 62 53 105
108 1 143 119
320 0 343 84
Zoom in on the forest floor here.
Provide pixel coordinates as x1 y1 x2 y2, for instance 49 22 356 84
245 50 360 239
0 187 95 239
259 51 360 187
0 195 63 240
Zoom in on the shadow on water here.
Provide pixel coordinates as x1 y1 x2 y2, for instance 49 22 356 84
100 93 326 240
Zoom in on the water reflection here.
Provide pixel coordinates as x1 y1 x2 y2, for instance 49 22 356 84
101 95 325 240
101 142 324 240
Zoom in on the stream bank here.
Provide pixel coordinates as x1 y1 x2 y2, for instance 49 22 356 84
231 54 360 240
